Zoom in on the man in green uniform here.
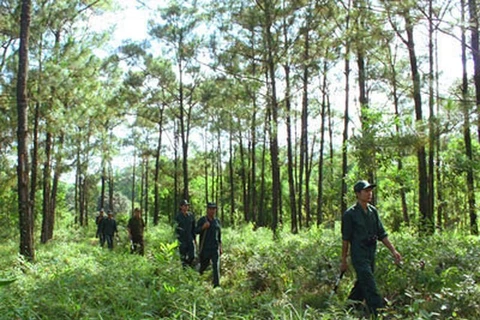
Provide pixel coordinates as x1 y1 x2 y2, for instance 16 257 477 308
101 211 118 250
196 202 222 287
341 180 402 316
95 209 106 247
175 199 196 267
127 207 145 255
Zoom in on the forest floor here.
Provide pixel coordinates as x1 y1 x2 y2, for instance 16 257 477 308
0 221 479 319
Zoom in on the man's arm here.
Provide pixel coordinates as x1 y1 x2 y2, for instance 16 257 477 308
174 214 185 239
191 215 197 244
127 219 132 239
218 221 222 254
381 237 402 264
340 240 349 272
195 217 205 234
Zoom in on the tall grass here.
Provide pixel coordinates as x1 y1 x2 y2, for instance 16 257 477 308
0 222 479 319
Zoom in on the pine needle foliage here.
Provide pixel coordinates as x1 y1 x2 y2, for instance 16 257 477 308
0 222 479 319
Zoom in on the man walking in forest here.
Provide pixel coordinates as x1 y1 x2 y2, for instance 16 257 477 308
127 207 145 255
196 202 222 288
340 180 402 317
175 199 196 267
95 209 106 247
101 210 118 250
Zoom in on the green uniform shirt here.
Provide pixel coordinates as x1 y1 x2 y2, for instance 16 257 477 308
101 217 117 236
342 202 387 264
127 216 145 240
175 211 196 247
196 216 221 251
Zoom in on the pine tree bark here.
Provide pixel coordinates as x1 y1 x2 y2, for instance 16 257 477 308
386 43 409 226
100 167 106 210
299 21 310 229
228 121 235 222
50 134 64 234
341 2 352 216
249 90 258 225
355 0 375 185
258 109 269 228
17 0 34 261
108 163 114 213
178 59 190 201
463 0 478 235
260 0 281 235
41 131 52 243
404 11 431 234
427 0 436 228
317 58 328 226
238 132 248 222
30 102 40 221
285 54 298 233
468 0 480 141
154 115 163 225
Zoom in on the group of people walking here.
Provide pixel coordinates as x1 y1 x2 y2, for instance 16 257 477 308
175 200 222 288
95 207 145 255
93 200 222 287
95 209 118 250
93 180 401 316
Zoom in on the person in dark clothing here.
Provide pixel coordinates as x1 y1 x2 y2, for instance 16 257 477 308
127 207 145 255
95 209 106 247
101 211 118 250
175 199 196 267
196 202 222 287
341 180 402 317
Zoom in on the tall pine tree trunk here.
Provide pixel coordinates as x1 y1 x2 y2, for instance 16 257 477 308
41 131 52 243
108 162 114 213
341 1 352 216
299 24 310 228
178 57 190 201
49 134 64 235
427 0 436 229
30 103 40 221
387 43 409 226
463 0 478 235
100 167 106 210
247 28 258 226
468 0 480 141
153 108 164 225
17 0 34 261
263 0 281 236
228 121 235 223
285 59 298 233
249 91 258 225
238 132 248 222
258 109 269 228
132 150 136 215
404 11 431 234
356 0 375 185
173 120 180 222
317 58 328 226
30 35 44 221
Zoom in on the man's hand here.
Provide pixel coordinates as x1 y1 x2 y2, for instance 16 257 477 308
392 250 402 265
381 237 402 265
340 240 350 273
202 221 210 230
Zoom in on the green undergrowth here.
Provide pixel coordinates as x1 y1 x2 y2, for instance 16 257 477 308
0 223 479 319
